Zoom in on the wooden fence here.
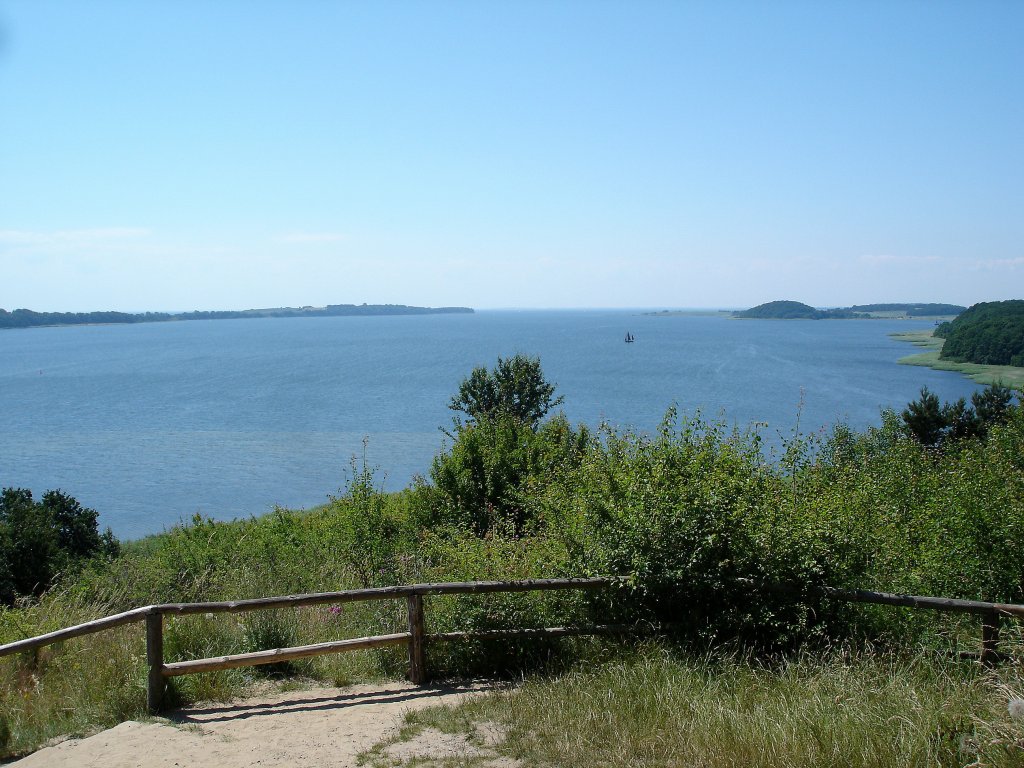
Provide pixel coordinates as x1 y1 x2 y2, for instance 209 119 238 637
1 578 1023 714
0 578 617 713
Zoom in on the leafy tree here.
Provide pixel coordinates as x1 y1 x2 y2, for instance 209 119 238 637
449 354 563 428
426 413 590 536
0 487 118 604
934 299 1024 365
430 356 581 535
940 397 980 442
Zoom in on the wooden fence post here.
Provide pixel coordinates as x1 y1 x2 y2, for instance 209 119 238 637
981 610 1000 666
407 594 426 684
146 611 165 714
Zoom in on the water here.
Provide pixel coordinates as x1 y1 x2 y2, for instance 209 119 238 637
0 311 982 539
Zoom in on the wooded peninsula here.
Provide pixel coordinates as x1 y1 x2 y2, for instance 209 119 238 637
934 300 1024 367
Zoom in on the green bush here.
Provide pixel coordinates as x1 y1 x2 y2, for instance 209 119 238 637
539 409 830 650
0 488 119 605
324 458 413 588
424 413 589 536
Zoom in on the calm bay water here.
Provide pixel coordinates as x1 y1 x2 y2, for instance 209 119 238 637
0 311 982 539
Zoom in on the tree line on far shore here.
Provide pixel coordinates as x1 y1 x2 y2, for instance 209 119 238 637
0 304 473 330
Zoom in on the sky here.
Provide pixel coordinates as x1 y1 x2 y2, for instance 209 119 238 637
0 1 1021 312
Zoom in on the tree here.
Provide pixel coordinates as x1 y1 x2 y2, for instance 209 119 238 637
426 413 590 535
901 383 1019 448
426 357 583 535
0 487 118 604
901 387 946 447
971 382 1015 427
941 397 980 442
448 354 563 429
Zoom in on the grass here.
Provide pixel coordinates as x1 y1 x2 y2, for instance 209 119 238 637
891 331 1024 387
396 644 1024 768
0 590 408 759
0 620 147 758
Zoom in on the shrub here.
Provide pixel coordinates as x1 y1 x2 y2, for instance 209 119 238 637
424 413 590 536
0 488 118 605
541 409 829 651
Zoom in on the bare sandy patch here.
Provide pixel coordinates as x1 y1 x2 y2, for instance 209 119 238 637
377 721 519 768
10 682 497 768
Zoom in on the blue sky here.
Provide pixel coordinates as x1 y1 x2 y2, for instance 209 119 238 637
1 1 1021 311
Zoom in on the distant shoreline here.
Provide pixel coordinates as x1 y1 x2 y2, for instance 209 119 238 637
891 330 1024 387
642 309 733 317
0 303 474 331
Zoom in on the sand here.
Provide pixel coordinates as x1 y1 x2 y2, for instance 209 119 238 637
10 682 517 768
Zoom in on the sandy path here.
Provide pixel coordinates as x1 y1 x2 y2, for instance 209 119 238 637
11 682 500 768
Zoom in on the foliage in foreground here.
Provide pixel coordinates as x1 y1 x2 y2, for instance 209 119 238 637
0 488 119 606
1 360 1024 758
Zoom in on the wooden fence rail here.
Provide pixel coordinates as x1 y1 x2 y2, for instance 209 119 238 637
1 578 1022 714
817 586 1017 665
0 578 611 713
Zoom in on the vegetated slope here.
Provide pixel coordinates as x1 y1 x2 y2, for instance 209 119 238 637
0 303 474 330
934 300 1024 366
734 300 865 319
2 358 1024 759
849 303 966 316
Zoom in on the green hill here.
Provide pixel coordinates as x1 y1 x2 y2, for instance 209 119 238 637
734 301 864 319
934 300 1024 367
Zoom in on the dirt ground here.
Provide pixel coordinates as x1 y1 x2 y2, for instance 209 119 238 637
10 682 516 768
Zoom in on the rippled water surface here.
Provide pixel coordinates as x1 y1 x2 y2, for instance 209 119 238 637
0 311 982 538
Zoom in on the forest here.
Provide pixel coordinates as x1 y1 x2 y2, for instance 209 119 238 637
935 300 1024 366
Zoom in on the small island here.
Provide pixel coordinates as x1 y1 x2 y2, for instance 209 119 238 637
0 303 474 330
733 301 867 319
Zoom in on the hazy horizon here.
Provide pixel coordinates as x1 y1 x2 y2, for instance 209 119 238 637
0 300 972 316
2 2 1021 312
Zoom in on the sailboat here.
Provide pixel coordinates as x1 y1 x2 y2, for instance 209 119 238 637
624 331 635 343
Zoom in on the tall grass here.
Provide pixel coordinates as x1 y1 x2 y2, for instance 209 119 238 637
0 613 146 756
408 645 1024 768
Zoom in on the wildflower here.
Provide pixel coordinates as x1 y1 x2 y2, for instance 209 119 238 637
1009 698 1024 719
328 605 343 616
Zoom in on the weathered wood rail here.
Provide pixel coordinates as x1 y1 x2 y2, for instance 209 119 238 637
1 578 1022 714
0 578 615 713
818 586 1021 665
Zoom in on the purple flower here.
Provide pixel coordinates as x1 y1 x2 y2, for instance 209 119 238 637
328 605 343 616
